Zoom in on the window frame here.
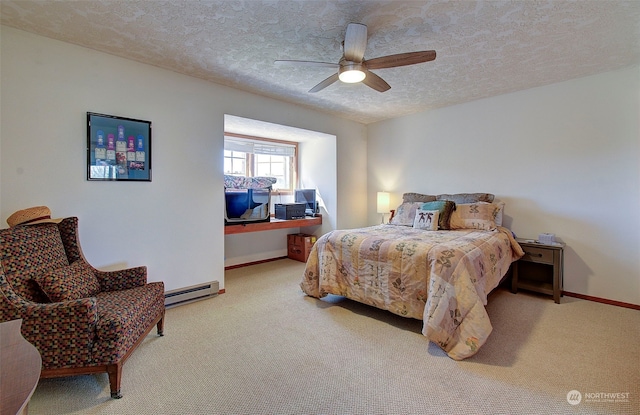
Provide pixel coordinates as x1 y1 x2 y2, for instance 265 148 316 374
223 132 298 195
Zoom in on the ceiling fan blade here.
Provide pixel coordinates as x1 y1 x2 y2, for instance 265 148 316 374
309 73 339 93
275 60 339 69
362 70 391 92
365 50 436 70
343 23 367 62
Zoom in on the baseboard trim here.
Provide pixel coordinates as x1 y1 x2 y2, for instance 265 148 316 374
224 256 288 270
563 291 640 310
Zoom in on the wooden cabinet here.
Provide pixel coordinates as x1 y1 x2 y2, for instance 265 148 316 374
511 238 565 303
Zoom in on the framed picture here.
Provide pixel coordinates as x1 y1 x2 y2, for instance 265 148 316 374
87 112 152 181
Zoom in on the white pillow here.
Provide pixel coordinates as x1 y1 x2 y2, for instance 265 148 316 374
413 209 439 231
390 202 423 226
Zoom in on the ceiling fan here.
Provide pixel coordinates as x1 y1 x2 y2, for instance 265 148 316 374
275 23 436 93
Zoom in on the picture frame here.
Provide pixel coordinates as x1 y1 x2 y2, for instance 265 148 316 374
87 112 152 181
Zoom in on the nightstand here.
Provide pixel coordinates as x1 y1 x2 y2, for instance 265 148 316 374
511 238 565 303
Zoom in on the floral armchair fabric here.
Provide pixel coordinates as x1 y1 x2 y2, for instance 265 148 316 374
0 217 165 399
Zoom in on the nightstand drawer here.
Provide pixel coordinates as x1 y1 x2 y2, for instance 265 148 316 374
521 246 554 264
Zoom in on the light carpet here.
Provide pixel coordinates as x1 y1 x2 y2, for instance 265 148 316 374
28 259 639 415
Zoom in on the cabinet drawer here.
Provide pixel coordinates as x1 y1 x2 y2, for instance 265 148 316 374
521 246 554 264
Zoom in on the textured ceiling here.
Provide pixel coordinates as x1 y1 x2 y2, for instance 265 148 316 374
1 0 639 124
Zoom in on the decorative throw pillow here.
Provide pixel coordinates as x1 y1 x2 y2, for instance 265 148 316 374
402 192 437 203
34 260 101 302
389 202 424 226
420 200 456 230
479 201 505 226
449 203 500 231
437 193 495 204
413 209 439 231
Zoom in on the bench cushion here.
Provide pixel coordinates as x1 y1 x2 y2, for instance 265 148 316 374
93 282 165 364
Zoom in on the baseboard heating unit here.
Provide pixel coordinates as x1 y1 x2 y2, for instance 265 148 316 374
164 281 219 308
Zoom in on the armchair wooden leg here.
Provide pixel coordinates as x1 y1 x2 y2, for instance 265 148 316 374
157 316 164 336
107 363 123 399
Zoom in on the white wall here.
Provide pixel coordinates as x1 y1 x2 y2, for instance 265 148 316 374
367 66 640 305
298 133 337 232
0 26 367 291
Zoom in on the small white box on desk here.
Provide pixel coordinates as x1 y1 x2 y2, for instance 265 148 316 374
538 233 556 244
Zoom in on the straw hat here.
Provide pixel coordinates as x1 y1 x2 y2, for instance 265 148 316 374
7 206 63 227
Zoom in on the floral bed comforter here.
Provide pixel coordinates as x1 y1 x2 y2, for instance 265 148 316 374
300 225 524 360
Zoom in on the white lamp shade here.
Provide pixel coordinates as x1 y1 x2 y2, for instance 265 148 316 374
377 192 390 213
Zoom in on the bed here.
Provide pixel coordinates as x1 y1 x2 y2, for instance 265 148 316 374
300 192 524 360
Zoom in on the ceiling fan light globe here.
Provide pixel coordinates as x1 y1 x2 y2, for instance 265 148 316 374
339 69 366 83
338 62 366 83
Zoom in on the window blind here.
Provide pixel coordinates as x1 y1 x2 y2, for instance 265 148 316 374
224 137 295 157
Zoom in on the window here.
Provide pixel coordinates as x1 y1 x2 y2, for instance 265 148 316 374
224 150 247 175
224 133 297 192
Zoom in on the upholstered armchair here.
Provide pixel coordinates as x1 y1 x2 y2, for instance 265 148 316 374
0 216 165 399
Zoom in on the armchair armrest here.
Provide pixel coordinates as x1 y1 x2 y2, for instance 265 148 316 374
95 266 148 292
4 292 99 368
21 297 98 328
